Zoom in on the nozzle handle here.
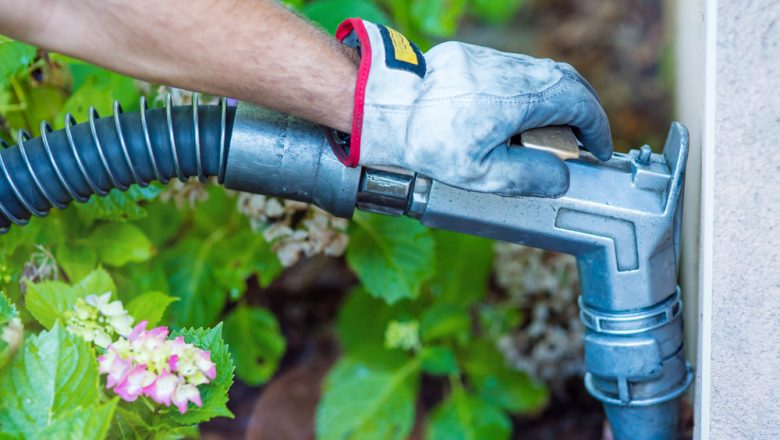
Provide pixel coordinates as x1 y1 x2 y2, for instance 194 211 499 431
513 126 581 161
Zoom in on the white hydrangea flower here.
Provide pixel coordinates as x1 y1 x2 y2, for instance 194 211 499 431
66 292 135 348
152 86 220 106
159 178 210 209
493 242 584 389
1 318 23 352
237 194 349 267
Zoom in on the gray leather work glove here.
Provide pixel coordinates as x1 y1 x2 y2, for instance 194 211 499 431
331 19 613 197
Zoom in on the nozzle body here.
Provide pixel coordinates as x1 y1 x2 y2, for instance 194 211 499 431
224 103 693 439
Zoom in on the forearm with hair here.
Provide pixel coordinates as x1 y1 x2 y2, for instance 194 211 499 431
0 0 357 132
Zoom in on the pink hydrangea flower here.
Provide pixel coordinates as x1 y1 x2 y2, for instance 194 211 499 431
144 370 178 406
98 347 132 388
113 365 156 402
97 321 216 414
172 383 202 414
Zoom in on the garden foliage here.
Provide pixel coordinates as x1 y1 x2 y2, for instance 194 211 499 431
0 1 549 438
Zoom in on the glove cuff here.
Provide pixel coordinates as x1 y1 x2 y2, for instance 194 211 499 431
333 18 371 166
333 18 426 167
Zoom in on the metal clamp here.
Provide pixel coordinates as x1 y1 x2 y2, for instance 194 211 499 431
584 362 694 407
579 288 682 335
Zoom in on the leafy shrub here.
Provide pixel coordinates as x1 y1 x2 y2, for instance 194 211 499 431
0 1 554 439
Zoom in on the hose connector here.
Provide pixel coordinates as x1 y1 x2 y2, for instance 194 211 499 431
222 104 360 218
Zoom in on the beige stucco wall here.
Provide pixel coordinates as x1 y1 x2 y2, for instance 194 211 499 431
673 0 705 398
676 0 780 438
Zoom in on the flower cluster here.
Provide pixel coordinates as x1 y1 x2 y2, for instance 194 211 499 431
493 242 584 389
98 321 216 413
384 320 421 352
0 317 22 369
65 292 134 348
1 317 22 350
151 86 220 107
237 193 349 267
159 178 210 210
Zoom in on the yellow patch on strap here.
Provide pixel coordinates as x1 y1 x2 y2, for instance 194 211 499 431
378 24 427 78
386 27 418 65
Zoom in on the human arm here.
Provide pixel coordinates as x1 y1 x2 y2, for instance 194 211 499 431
0 0 357 132
0 3 613 197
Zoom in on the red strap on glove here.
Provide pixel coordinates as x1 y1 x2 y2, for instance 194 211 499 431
332 19 372 167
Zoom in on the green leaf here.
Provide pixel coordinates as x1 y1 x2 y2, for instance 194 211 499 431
87 223 155 267
161 236 228 327
336 287 412 353
0 292 16 325
73 267 116 297
35 399 117 440
316 355 420 440
110 260 170 304
302 0 389 34
26 268 115 329
125 291 178 327
108 407 153 440
223 305 285 385
0 324 101 438
281 0 304 10
25 281 79 329
477 303 522 340
55 244 97 283
420 303 470 342
129 196 183 246
429 230 493 306
425 390 510 440
0 215 53 259
110 405 199 440
421 346 458 375
189 185 234 231
347 212 435 303
161 189 269 326
54 71 140 125
76 185 163 224
468 0 525 25
253 244 284 288
210 229 273 300
410 0 467 38
157 324 234 426
0 37 35 87
469 367 548 415
0 292 21 370
6 86 69 137
462 340 548 414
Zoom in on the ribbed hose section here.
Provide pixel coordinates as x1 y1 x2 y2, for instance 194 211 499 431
0 96 236 232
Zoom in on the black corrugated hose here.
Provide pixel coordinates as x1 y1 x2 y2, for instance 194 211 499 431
0 95 236 232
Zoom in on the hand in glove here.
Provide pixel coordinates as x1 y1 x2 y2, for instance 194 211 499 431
332 19 613 197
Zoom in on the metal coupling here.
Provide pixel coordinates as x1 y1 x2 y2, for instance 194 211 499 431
355 167 432 218
581 288 694 408
356 167 414 216
222 105 361 218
